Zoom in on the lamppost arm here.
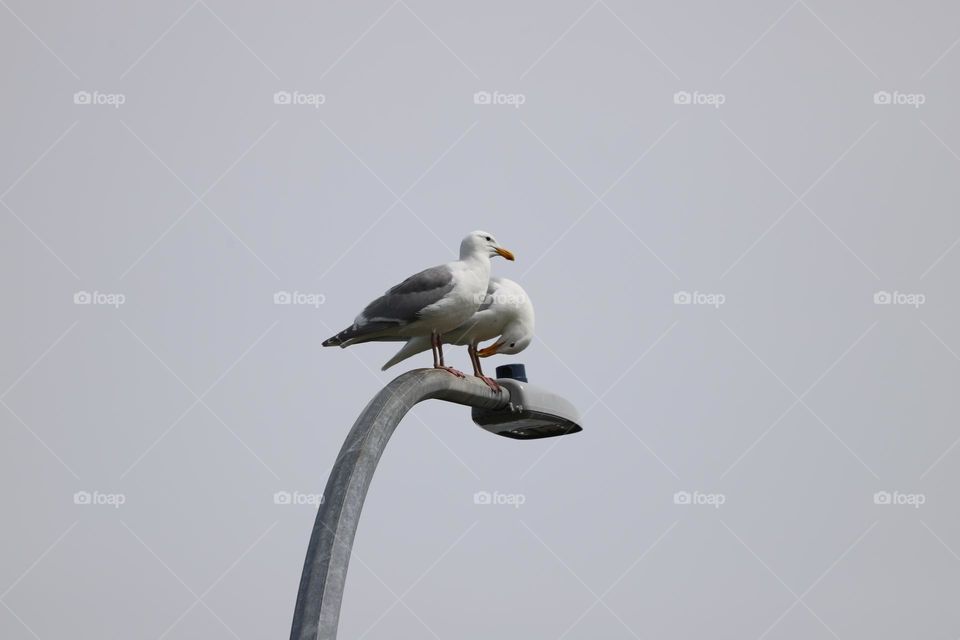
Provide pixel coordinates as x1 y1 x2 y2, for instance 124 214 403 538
290 369 510 640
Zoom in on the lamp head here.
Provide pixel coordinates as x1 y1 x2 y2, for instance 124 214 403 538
471 365 582 440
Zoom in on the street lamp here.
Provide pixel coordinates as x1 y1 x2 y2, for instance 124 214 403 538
290 364 582 640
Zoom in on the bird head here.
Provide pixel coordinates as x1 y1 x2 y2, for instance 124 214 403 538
477 321 533 357
461 231 515 261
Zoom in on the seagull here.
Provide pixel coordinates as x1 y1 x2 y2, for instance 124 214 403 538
322 231 515 377
380 277 534 391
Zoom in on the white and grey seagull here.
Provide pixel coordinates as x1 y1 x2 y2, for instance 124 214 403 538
322 230 515 377
380 277 535 390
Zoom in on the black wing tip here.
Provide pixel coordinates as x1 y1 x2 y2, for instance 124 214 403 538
322 326 355 347
323 321 402 349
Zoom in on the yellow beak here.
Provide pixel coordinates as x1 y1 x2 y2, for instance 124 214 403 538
494 247 515 261
477 341 504 358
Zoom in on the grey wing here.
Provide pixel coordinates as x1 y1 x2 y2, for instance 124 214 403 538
359 265 455 325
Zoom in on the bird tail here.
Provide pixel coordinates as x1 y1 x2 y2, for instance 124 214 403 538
381 336 433 370
322 322 399 348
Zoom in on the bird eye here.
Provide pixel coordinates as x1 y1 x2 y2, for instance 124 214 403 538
510 342 516 347
485 236 492 241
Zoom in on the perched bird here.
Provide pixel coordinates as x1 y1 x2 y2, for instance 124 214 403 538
380 277 534 390
322 231 515 377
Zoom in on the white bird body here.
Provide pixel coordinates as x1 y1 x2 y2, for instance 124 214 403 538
382 277 534 371
323 231 515 349
408 253 491 337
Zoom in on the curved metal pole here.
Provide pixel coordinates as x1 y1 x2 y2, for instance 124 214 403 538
290 369 511 640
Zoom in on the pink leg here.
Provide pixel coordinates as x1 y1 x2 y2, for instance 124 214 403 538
430 330 441 368
469 343 500 392
433 332 465 378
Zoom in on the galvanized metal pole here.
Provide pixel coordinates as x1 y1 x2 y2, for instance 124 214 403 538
290 369 510 640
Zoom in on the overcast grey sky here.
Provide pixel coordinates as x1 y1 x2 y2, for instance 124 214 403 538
3 1 960 638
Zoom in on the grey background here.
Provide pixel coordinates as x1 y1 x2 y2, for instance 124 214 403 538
3 1 960 638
